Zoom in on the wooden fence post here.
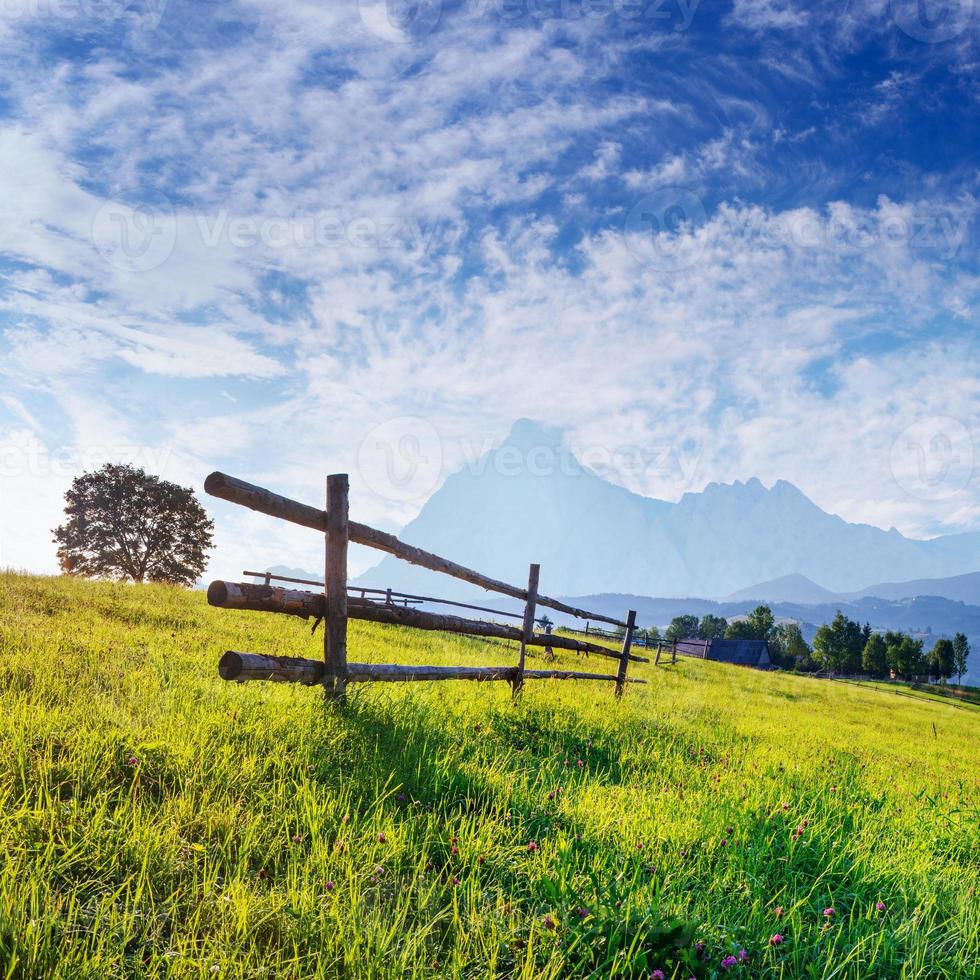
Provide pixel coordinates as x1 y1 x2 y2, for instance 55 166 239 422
615 609 637 698
513 563 540 698
654 642 662 666
671 638 677 664
324 474 349 699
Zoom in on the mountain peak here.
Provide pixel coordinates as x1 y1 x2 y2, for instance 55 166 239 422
500 418 566 453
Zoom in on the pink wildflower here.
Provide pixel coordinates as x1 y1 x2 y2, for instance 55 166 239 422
875 901 886 912
377 833 387 843
527 841 538 852
324 881 334 892
769 934 783 946
720 954 738 970
823 907 835 918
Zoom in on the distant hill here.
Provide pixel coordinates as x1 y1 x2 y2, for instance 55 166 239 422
728 570 980 606
356 418 980 599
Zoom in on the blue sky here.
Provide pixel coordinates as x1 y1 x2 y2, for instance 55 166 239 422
0 0 978 579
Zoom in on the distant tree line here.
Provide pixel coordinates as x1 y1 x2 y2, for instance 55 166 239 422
660 605 970 682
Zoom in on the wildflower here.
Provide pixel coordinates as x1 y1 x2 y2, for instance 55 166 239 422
543 914 556 930
292 834 303 844
450 845 459 855
548 791 555 800
257 868 267 880
651 971 666 980
823 907 835 918
694 941 706 956
720 838 728 847
774 906 784 919
127 756 137 766
720 955 738 970
325 881 335 892
769 934 783 946
452 876 460 885
577 759 584 769
396 792 406 803
527 841 538 852
738 949 748 963
377 833 387 843
875 901 886 912
576 907 589 919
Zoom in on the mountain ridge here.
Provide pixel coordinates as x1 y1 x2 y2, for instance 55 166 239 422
355 419 980 599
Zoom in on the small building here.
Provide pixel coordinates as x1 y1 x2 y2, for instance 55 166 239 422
673 637 772 669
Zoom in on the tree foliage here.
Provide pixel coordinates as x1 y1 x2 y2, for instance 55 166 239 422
698 614 728 640
952 633 970 684
812 610 866 674
861 633 889 678
54 464 214 586
666 614 699 641
929 638 956 682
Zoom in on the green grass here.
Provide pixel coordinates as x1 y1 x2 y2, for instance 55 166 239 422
1 572 978 979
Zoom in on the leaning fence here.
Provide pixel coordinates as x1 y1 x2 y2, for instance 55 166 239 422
205 472 646 699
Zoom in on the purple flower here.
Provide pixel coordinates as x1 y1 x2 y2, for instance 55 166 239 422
823 907 835 918
651 971 666 980
576 907 589 919
324 881 334 892
377 833 387 843
875 901 886 912
527 841 538 852
127 756 137 766
769 933 783 946
721 955 738 970
738 949 748 963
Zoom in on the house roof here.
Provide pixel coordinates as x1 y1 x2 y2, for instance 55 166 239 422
706 638 771 666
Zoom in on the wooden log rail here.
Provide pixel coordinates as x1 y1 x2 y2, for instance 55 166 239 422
204 472 627 628
207 581 649 665
218 651 645 686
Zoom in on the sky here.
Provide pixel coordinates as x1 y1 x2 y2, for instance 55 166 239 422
0 0 978 581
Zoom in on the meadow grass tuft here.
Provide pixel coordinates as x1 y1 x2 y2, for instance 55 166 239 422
1 572 978 977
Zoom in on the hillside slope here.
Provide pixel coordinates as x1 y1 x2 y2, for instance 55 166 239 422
1 573 978 978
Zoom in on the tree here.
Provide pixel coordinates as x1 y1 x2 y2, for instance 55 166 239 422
887 634 924 680
666 615 699 641
929 638 956 683
698 614 728 640
952 633 970 685
54 464 214 586
771 622 810 669
812 610 865 675
861 633 889 678
725 605 775 642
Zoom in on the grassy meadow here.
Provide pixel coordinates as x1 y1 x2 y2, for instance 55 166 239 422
1 571 978 978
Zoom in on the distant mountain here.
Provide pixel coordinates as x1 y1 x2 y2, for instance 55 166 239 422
725 573 839 604
728 570 980 606
356 418 980 599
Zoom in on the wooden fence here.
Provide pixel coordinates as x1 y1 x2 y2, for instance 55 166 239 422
204 472 646 699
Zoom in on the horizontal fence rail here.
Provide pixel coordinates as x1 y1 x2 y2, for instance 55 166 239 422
207 582 647 664
205 471 641 700
206 472 626 628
